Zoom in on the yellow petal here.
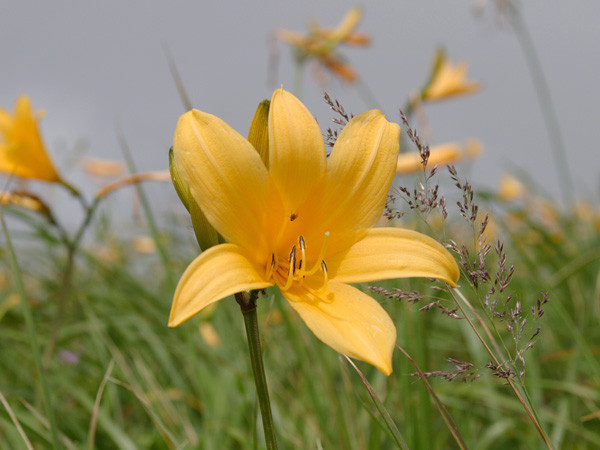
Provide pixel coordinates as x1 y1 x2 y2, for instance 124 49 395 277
423 57 480 101
284 280 396 375
396 144 460 174
328 7 362 43
328 228 460 287
0 96 60 182
274 29 307 48
0 108 13 136
269 89 326 214
313 110 400 255
169 244 273 327
173 109 284 259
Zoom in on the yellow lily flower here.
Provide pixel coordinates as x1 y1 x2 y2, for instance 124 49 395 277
396 139 482 174
422 49 481 101
275 7 370 83
169 89 459 375
0 96 61 182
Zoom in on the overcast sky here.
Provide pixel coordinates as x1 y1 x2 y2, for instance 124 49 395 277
2 1 599 216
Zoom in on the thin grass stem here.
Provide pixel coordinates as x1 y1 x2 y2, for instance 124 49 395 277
43 196 101 366
163 42 193 111
87 359 115 450
292 61 305 99
449 286 552 449
344 356 409 450
396 345 467 450
507 2 574 205
0 390 34 450
0 207 60 449
116 129 174 288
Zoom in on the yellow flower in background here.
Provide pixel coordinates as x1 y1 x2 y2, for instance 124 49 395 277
275 7 370 83
498 174 527 201
82 158 125 178
422 49 481 101
396 139 482 174
0 96 61 182
169 88 459 374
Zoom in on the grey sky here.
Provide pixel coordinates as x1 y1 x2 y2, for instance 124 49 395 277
2 1 599 214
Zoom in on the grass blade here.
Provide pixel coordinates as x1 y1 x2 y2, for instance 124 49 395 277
344 355 409 450
396 344 468 450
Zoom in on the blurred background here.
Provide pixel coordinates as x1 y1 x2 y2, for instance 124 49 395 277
2 1 599 209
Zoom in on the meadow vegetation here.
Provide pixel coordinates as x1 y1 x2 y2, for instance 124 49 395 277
1 3 599 449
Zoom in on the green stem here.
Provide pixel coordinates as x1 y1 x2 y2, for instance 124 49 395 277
235 292 278 450
0 208 60 449
507 3 574 205
43 197 101 366
292 60 305 99
117 130 174 288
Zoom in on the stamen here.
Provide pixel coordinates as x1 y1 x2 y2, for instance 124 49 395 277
281 246 296 291
321 260 328 285
306 232 330 276
298 235 306 276
266 254 276 280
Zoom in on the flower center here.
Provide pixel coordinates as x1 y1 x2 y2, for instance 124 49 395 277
267 232 330 292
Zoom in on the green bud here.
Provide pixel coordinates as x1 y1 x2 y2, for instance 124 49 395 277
169 146 220 251
247 99 270 167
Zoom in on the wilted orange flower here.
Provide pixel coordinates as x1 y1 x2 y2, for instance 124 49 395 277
422 49 481 101
0 96 61 182
0 190 51 216
396 139 482 174
275 7 370 83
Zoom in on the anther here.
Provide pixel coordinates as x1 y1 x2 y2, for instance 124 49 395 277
321 260 328 284
298 236 306 276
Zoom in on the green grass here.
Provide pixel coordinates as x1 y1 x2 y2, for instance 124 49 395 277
1 179 600 449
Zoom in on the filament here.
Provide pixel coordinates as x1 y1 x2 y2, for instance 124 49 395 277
281 246 296 291
305 232 330 276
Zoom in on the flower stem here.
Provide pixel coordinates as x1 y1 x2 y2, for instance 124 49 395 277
235 292 278 449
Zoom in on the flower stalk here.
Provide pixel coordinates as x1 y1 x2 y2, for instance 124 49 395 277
235 291 278 449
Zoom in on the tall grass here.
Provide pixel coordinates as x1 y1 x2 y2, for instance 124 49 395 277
1 169 600 448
